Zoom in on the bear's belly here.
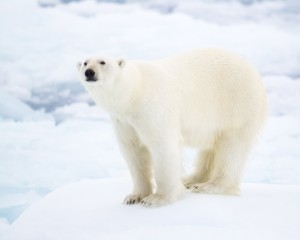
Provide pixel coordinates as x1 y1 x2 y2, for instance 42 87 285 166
181 119 218 149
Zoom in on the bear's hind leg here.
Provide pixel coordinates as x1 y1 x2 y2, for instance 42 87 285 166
191 129 255 195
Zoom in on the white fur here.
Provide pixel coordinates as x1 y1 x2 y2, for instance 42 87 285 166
77 49 268 207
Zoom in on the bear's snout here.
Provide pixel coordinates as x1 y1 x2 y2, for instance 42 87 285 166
85 69 96 81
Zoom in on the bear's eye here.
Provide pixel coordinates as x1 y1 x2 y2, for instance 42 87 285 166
84 62 87 66
100 61 106 65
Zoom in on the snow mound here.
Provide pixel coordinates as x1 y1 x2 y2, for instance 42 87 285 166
0 92 51 122
6 178 300 240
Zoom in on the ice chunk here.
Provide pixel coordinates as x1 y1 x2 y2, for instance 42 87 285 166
0 92 51 122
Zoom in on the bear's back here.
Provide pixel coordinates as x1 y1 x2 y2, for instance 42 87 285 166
155 49 267 132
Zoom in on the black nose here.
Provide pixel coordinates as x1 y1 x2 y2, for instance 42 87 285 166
85 69 95 78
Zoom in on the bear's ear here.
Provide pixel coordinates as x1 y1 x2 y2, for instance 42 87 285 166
118 59 126 68
76 62 81 71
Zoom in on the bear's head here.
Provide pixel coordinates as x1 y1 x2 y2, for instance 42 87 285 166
76 57 139 113
77 57 126 87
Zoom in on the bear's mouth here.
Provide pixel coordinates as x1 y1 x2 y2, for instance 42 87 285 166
86 77 98 82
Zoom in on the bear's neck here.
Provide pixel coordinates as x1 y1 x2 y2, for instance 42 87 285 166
88 63 141 117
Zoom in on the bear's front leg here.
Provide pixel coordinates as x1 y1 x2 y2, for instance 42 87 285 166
140 138 186 207
113 120 153 205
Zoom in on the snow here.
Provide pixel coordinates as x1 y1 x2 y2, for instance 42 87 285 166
0 0 300 238
0 92 51 122
4 179 300 240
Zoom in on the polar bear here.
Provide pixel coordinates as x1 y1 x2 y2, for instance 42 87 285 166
77 49 267 207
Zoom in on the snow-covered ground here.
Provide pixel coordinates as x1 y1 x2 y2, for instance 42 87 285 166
3 179 300 240
0 0 300 239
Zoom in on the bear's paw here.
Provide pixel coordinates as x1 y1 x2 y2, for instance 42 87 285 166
191 182 240 195
140 193 171 207
123 193 150 205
